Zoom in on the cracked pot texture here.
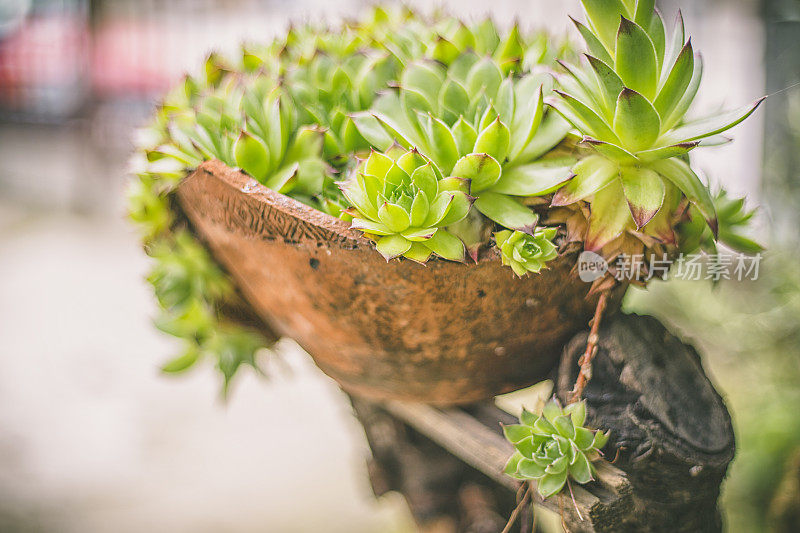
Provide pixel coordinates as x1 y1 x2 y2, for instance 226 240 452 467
176 160 624 405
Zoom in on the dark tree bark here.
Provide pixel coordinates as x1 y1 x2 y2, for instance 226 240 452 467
557 313 735 532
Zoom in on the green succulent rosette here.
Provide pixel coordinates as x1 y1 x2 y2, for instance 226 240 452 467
340 148 473 262
679 189 763 256
352 53 576 233
503 398 610 499
495 227 559 277
548 0 765 252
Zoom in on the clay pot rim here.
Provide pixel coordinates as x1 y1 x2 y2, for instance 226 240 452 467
197 159 573 267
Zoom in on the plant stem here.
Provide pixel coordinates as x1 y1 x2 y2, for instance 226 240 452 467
569 290 610 403
502 483 532 533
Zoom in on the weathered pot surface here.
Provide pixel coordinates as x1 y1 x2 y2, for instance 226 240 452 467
176 160 622 405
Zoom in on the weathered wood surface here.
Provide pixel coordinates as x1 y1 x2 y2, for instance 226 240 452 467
176 160 622 405
557 314 735 532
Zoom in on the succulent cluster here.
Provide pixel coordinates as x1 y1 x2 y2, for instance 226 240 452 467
130 2 763 387
495 228 559 277
503 399 609 499
548 0 764 255
340 148 473 262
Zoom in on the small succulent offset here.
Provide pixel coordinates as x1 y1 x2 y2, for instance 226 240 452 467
495 228 559 277
340 148 473 262
549 0 765 252
503 399 610 499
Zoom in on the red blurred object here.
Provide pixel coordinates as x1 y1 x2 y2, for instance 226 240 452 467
0 6 89 119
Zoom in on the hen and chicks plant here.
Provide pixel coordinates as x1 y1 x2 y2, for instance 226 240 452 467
130 2 763 388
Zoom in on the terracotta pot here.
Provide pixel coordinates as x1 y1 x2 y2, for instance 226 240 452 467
176 160 621 405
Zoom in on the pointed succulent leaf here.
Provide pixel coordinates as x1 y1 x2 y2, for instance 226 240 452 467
613 88 661 152
378 202 411 232
515 113 572 163
423 230 465 262
466 57 504 98
495 160 575 197
409 163 439 201
615 17 659 99
520 407 538 427
350 218 393 236
409 191 430 227
620 165 665 228
504 452 527 480
661 97 767 144
580 0 631 55
474 193 539 234
542 398 564 423
350 112 394 151
552 154 618 206
585 179 633 251
437 192 473 226
563 401 587 427
586 54 624 120
651 158 717 236
518 458 547 479
554 415 576 439
635 141 699 163
570 16 614 65
452 153 502 193
427 115 460 173
534 414 558 435
570 451 593 483
545 455 568 475
551 91 619 143
234 131 270 181
375 234 412 260
662 53 703 130
537 470 568 499
582 137 638 164
474 118 511 163
573 427 595 450
515 437 538 459
263 162 300 193
452 117 478 156
654 40 694 121
403 242 434 263
503 424 534 444
663 10 686 80
592 430 610 450
364 150 395 178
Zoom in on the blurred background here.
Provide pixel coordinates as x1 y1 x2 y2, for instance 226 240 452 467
0 0 798 531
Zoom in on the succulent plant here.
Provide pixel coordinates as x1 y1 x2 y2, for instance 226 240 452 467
503 398 610 499
352 54 575 232
679 189 763 255
340 148 473 262
549 0 765 252
495 228 559 276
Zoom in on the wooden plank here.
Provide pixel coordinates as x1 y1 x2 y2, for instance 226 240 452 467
383 401 633 532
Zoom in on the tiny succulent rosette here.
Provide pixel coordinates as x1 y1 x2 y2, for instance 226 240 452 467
549 0 765 252
503 398 610 499
495 227 558 277
340 148 473 262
